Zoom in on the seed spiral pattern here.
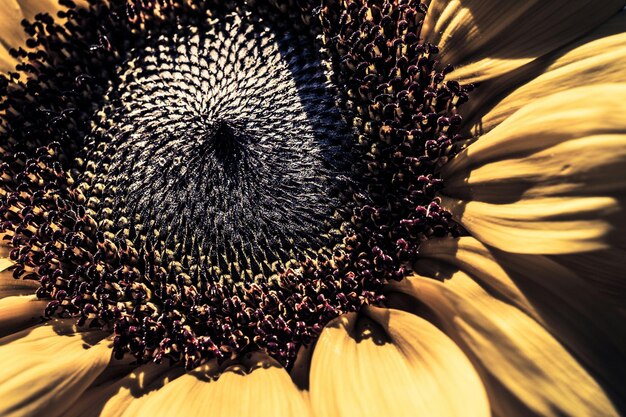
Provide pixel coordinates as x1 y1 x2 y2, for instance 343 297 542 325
81 12 354 282
0 0 472 369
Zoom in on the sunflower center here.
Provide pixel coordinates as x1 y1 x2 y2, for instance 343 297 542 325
203 120 248 160
80 13 352 282
1 0 471 370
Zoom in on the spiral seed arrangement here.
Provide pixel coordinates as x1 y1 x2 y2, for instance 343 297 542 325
1 0 471 369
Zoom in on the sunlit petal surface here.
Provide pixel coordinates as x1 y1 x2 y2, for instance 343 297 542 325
309 307 489 417
442 84 626 254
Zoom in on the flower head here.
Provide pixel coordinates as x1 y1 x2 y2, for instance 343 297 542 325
0 0 625 416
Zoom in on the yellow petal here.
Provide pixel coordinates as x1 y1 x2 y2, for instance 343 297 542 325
64 362 186 417
0 0 28 72
411 237 538 317
422 0 624 83
466 12 626 135
388 269 620 417
128 353 311 417
15 0 69 20
0 295 46 337
0 0 64 72
392 236 626 409
0 269 39 299
309 307 489 417
0 322 111 417
0 257 13 271
0 0 88 72
441 84 626 254
441 195 617 254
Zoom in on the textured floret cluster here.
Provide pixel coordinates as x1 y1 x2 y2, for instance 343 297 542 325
0 0 471 369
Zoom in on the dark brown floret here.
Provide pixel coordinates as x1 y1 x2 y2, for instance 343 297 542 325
0 0 470 369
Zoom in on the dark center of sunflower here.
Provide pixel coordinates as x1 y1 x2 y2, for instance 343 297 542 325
1 0 470 370
80 14 352 281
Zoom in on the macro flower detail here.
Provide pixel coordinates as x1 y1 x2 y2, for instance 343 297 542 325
0 0 625 417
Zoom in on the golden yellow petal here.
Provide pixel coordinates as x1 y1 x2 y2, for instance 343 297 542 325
0 0 27 72
441 195 617 254
0 269 39 299
0 257 12 271
0 295 47 337
465 12 626 135
422 0 624 83
15 0 68 20
309 308 489 417
0 322 111 417
443 85 626 176
64 362 186 417
0 46 16 74
391 236 626 409
0 0 88 72
445 136 626 200
411 237 537 317
388 270 620 417
0 0 62 72
441 84 626 254
128 353 311 417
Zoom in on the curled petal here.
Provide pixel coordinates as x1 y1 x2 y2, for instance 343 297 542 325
309 308 489 417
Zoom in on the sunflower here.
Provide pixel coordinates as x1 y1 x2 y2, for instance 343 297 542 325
0 0 625 416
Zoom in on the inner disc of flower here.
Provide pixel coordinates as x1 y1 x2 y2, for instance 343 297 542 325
1 0 470 370
79 12 353 282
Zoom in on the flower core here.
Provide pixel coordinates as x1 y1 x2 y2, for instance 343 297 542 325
82 10 354 281
0 0 470 369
